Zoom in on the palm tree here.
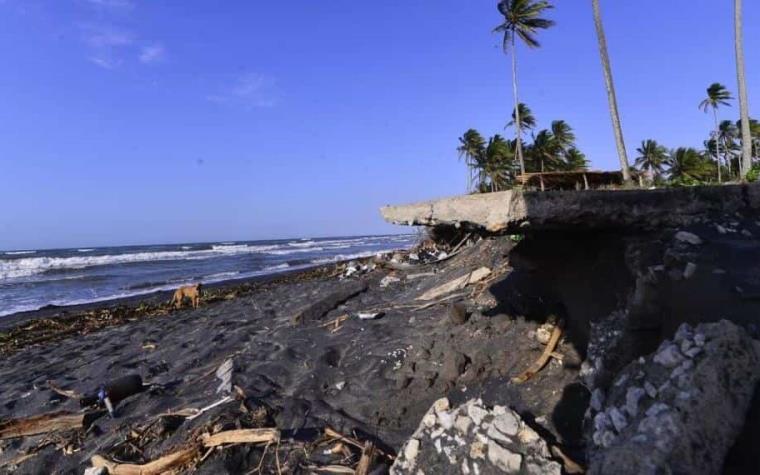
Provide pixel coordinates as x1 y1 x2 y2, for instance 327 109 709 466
550 120 575 154
507 103 537 132
591 0 631 184
529 129 558 172
634 140 669 183
482 135 517 191
494 0 555 176
457 129 487 191
564 148 589 171
699 83 733 183
745 118 760 159
718 120 740 177
734 0 752 178
668 147 716 185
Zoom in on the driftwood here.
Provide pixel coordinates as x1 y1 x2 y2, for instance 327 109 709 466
0 411 97 440
47 380 82 400
355 441 377 475
90 429 279 474
201 428 279 447
0 452 39 469
551 445 585 474
324 427 394 462
416 267 491 301
512 321 564 384
310 466 355 474
319 314 349 333
91 447 197 475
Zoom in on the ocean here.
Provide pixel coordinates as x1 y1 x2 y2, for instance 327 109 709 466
0 234 417 317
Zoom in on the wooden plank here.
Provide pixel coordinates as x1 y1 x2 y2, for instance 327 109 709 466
91 448 197 475
201 428 279 447
0 411 87 440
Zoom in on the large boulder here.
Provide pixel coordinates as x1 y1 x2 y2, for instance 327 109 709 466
586 320 760 475
391 398 562 475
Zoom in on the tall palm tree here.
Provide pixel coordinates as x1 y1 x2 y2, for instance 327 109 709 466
718 120 740 177
457 129 487 191
507 103 537 132
743 118 760 159
634 140 669 183
699 83 733 182
734 0 753 178
591 0 631 184
494 0 555 176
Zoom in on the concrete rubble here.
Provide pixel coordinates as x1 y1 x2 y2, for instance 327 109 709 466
585 320 760 475
391 398 562 475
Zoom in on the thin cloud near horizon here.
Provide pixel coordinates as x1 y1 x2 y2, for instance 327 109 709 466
139 43 165 64
207 73 279 109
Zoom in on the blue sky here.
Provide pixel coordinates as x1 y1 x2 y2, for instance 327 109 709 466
0 0 758 250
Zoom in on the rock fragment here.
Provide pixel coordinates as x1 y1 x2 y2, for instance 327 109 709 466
674 230 703 245
587 320 760 475
391 398 561 474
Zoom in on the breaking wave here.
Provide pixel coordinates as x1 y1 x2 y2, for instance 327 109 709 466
1 245 281 281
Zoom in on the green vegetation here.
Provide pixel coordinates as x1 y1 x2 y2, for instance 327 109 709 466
455 1 755 191
699 83 734 182
458 109 587 192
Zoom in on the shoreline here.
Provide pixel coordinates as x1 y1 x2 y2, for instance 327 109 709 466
0 259 345 332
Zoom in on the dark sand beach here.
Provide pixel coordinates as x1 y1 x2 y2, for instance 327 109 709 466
0 238 584 474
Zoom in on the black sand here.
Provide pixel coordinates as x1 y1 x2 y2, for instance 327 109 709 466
0 238 584 474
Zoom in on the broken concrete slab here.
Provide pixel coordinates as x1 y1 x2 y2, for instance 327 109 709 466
380 184 760 233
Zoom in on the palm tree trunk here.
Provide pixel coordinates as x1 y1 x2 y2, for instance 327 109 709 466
591 0 631 184
735 0 753 178
714 111 722 183
511 36 525 176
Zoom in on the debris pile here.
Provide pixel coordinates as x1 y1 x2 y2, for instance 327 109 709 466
391 398 564 475
586 320 760 475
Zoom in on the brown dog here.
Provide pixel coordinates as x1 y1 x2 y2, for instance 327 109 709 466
171 283 202 309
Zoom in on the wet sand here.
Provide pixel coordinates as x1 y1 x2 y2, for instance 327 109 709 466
0 239 584 474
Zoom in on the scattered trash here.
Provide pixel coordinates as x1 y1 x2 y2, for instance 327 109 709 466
357 312 384 320
80 375 144 418
379 275 401 288
215 358 234 394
